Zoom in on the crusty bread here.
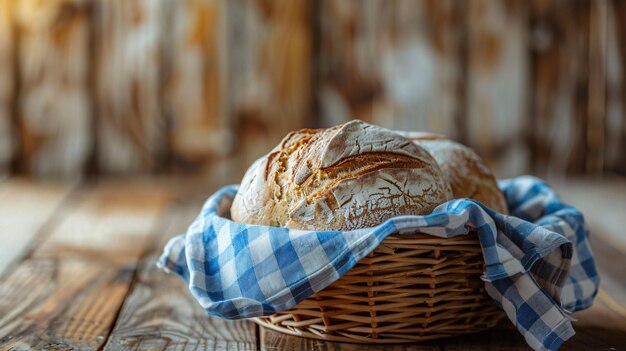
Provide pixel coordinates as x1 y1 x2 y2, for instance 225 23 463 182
401 131 508 213
231 120 452 231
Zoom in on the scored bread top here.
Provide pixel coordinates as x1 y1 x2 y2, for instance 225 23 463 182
401 131 508 214
230 120 452 231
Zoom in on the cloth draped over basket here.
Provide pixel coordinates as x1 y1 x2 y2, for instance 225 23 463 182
158 176 599 351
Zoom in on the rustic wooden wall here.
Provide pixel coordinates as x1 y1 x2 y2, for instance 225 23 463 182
229 0 311 168
606 0 626 176
0 0 14 175
94 0 166 174
16 0 91 178
316 0 463 138
529 0 589 177
0 0 623 179
165 0 232 171
466 0 528 177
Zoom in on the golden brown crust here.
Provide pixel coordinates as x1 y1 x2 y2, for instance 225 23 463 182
401 131 508 214
231 121 453 230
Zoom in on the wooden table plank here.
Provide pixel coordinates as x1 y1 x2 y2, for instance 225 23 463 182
0 182 168 350
588 235 626 306
103 200 257 351
32 182 168 263
0 179 75 277
564 289 626 349
551 178 626 256
260 328 442 351
440 324 527 350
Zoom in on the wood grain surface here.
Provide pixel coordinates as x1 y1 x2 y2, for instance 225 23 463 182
104 201 257 351
0 0 624 178
94 0 166 174
562 291 626 350
529 0 591 177
0 0 14 176
586 0 608 176
260 327 443 351
0 179 75 276
15 0 92 178
166 0 234 171
316 0 463 138
466 0 529 178
229 0 312 169
605 0 626 176
31 182 168 261
0 182 168 350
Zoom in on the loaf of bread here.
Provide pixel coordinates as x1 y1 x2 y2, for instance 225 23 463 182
400 131 508 214
231 120 453 231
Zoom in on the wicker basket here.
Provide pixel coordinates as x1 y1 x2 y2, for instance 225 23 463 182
253 231 504 343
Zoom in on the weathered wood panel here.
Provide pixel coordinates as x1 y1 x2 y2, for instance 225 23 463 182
104 202 257 351
0 0 14 176
569 289 626 337
15 0 91 178
529 0 591 177
0 179 74 276
0 0 622 179
94 0 166 174
260 327 442 351
586 0 608 176
466 1 529 178
316 0 463 138
33 182 168 261
0 182 168 350
605 0 626 176
229 0 311 167
166 0 234 172
440 324 528 350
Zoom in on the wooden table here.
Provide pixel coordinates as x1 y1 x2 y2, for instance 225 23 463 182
0 176 625 350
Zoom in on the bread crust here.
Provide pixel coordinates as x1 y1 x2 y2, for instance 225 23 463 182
231 120 452 230
401 131 508 213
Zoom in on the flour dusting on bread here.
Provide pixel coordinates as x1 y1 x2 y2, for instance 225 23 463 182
231 120 452 231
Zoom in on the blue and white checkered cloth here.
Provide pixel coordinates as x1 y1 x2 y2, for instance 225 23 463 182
158 176 599 351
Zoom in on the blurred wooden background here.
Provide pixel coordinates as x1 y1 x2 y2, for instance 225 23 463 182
0 0 624 180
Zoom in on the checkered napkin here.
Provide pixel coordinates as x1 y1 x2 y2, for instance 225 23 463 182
158 176 599 351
